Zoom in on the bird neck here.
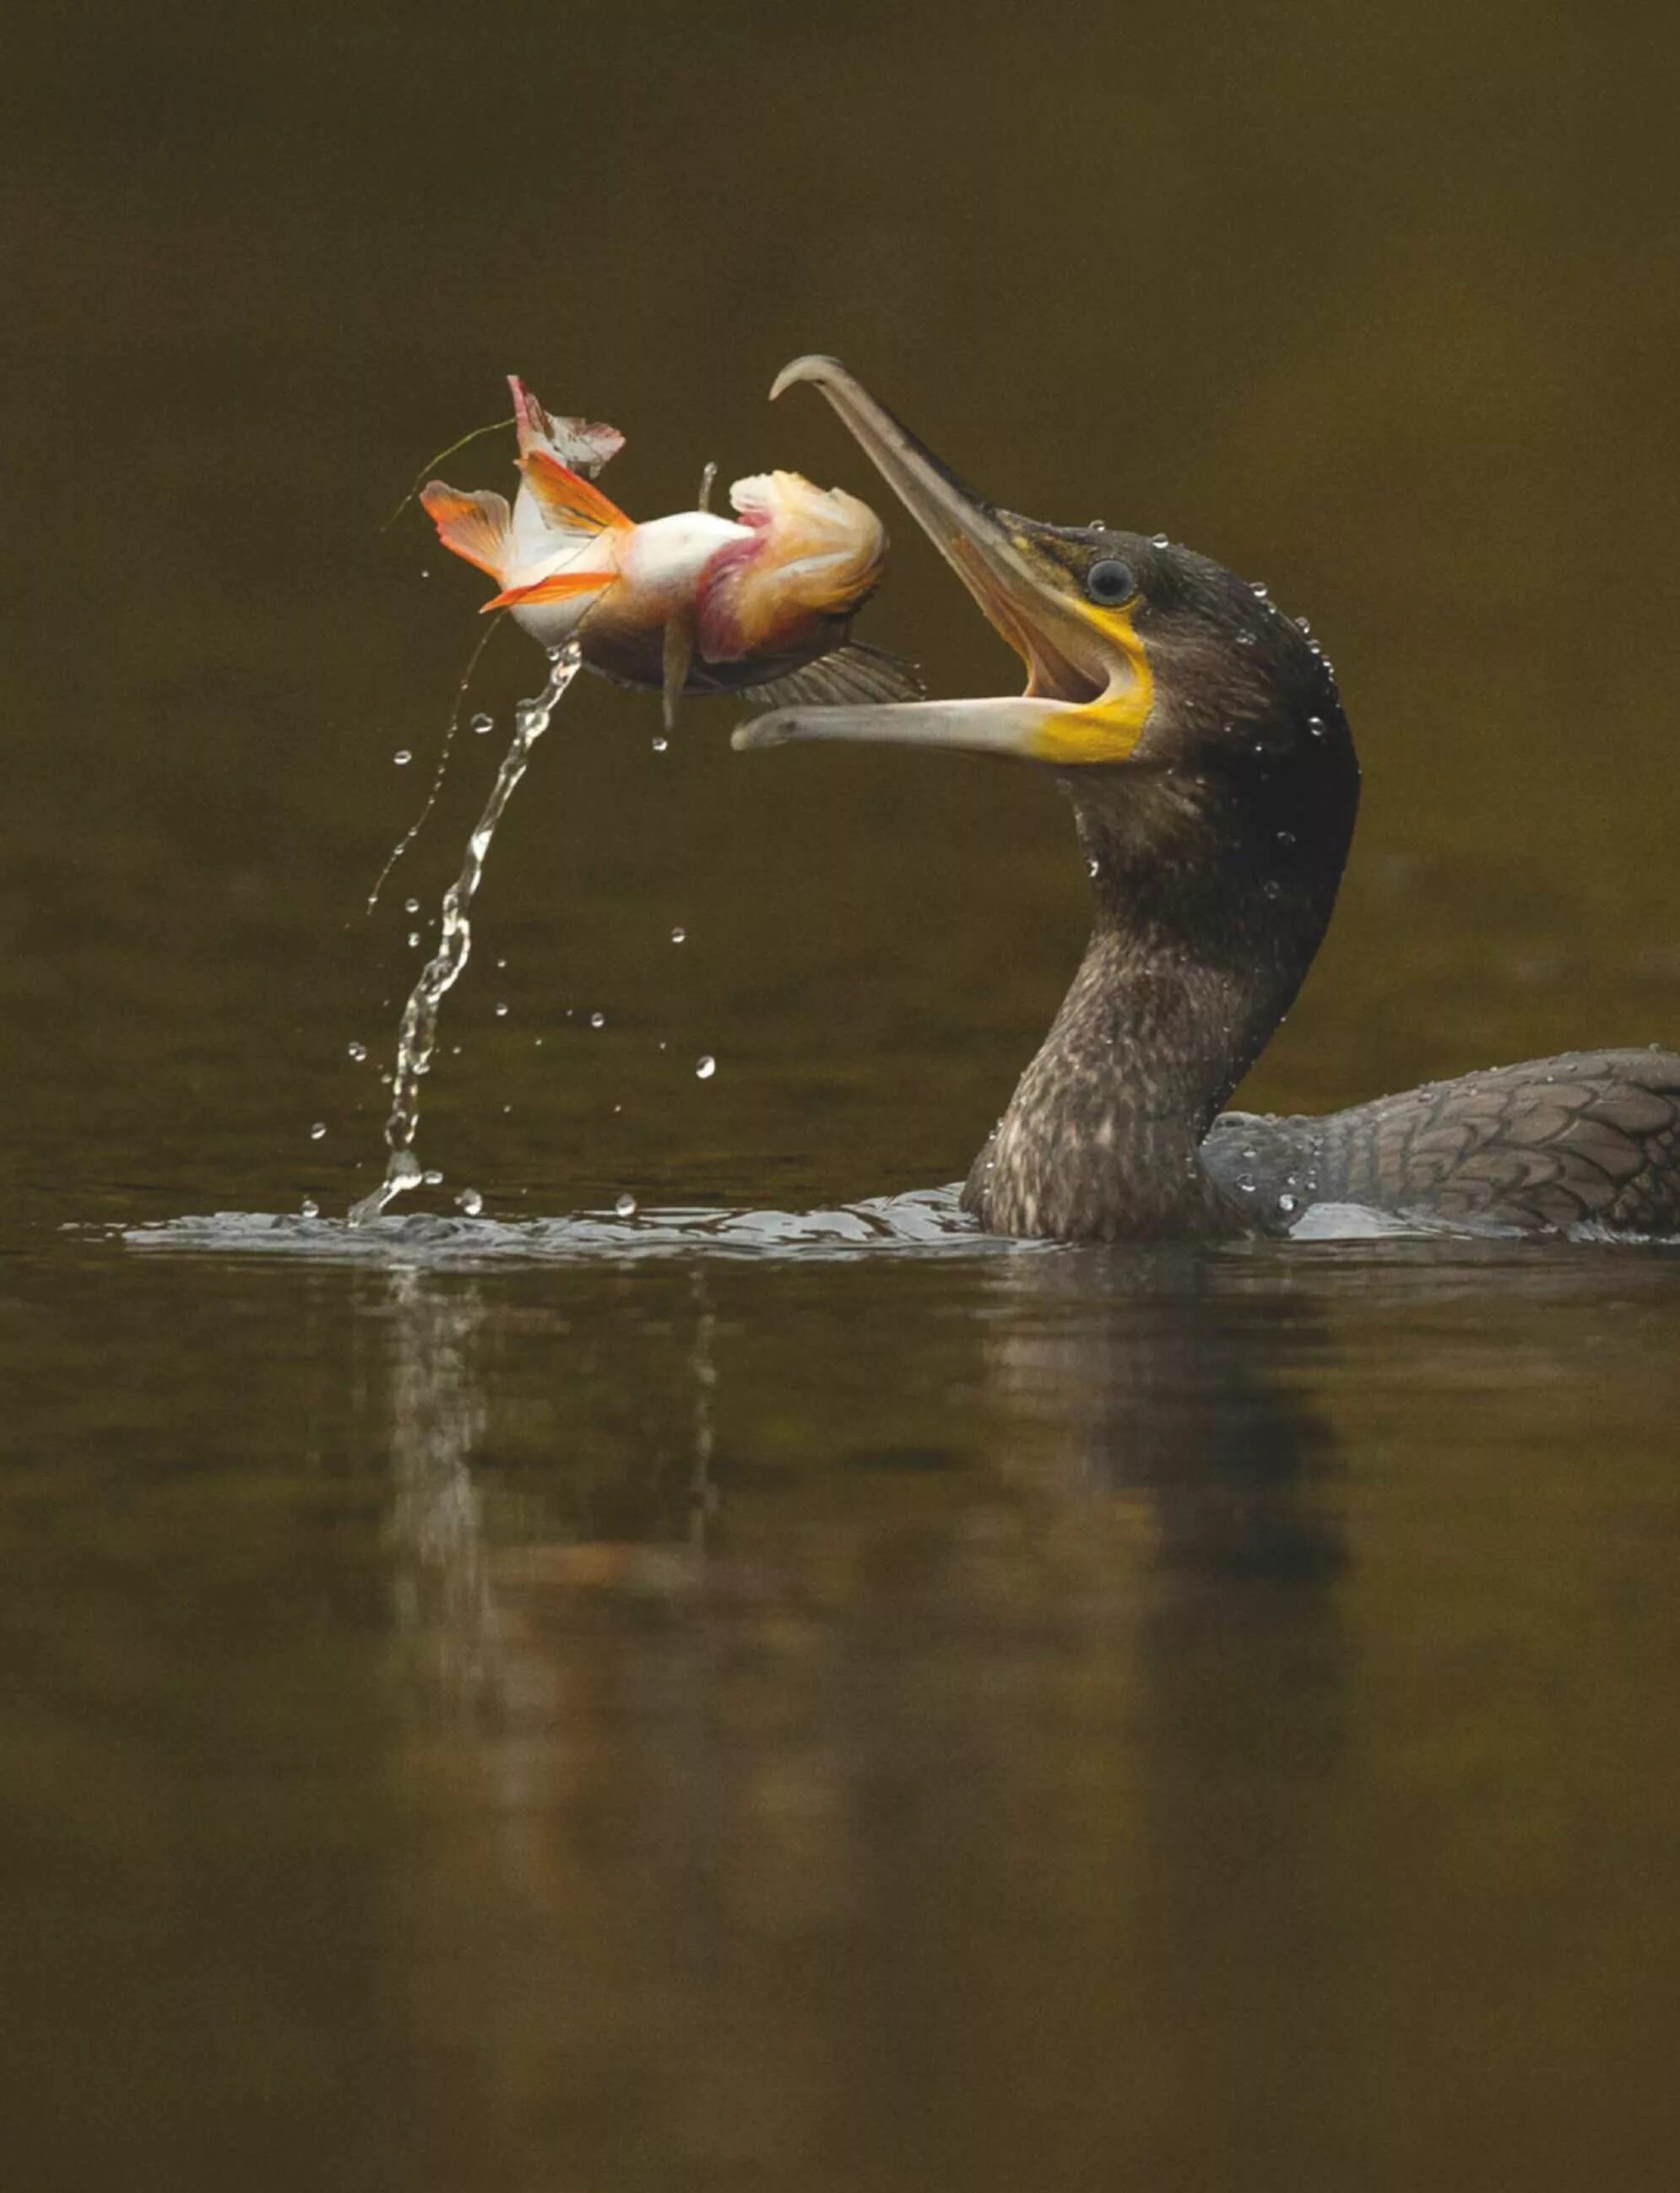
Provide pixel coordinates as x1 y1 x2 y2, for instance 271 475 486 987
970 925 1262 1238
967 754 1353 1239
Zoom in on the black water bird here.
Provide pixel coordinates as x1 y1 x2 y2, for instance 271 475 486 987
735 359 1680 1242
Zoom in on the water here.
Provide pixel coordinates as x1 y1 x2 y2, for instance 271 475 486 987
349 645 583 1227
10 6 1680 2188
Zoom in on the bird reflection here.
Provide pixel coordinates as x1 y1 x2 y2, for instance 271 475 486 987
978 1246 1347 1589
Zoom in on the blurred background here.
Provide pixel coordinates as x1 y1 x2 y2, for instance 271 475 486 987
5 5 1680 2189
8 0 1680 1219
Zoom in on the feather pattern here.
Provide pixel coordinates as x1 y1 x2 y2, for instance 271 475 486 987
1201 1050 1680 1236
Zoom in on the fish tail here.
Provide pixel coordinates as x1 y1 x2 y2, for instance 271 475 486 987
420 482 513 579
737 642 927 711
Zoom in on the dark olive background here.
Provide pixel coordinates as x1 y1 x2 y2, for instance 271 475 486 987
6 5 1680 2189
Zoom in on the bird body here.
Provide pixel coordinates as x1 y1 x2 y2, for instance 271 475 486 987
736 358 1680 1243
1204 1052 1680 1239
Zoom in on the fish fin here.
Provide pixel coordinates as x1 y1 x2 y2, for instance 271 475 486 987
480 569 614 615
420 482 513 579
517 448 635 535
507 376 625 477
737 642 926 712
662 615 696 733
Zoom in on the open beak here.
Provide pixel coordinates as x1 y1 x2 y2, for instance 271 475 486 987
732 356 1152 765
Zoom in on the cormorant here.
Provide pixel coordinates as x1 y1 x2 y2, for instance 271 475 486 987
734 359 1680 1242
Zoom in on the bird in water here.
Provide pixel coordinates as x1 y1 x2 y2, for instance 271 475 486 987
734 357 1680 1243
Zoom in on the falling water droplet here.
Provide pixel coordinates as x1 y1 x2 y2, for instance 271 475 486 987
590 1010 606 1029
1151 533 1169 548
1278 1192 1298 1215
422 1169 444 1188
696 1054 716 1080
309 1121 327 1141
404 897 420 914
1238 1175 1258 1194
1263 880 1282 901
470 712 493 735
615 1191 638 1218
456 1188 483 1216
495 1002 509 1018
1307 715 1326 738
670 924 686 945
652 736 669 754
1087 858 1101 879
407 930 421 949
393 749 413 766
301 1197 320 1220
347 1042 367 1062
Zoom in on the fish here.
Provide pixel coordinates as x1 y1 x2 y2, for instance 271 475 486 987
420 376 923 728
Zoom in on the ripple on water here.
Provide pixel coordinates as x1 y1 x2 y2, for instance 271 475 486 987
114 1193 1680 1268
118 1186 1032 1266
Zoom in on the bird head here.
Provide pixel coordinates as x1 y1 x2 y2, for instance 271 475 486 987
732 356 1349 799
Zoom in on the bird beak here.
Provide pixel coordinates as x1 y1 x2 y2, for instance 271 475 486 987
732 356 1152 765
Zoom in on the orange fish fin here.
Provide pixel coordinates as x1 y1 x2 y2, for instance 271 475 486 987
517 449 634 535
419 482 512 578
480 569 614 615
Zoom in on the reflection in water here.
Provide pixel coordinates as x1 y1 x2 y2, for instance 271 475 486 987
383 1270 501 1714
982 1248 1347 1584
979 1255 1358 2174
363 1245 1363 2185
378 1263 724 1719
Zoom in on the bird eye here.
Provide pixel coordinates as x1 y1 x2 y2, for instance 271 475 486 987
1084 558 1135 605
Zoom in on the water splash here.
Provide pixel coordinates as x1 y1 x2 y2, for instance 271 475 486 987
349 642 583 1228
366 616 504 913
